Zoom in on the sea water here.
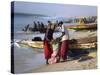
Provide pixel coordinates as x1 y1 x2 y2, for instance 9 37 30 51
13 14 48 73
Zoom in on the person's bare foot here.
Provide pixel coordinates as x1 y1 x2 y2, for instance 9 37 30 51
59 58 67 62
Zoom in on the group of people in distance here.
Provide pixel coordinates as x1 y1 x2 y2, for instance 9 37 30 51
44 21 69 64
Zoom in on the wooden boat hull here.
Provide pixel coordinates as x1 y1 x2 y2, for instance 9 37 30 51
18 40 97 49
66 23 97 31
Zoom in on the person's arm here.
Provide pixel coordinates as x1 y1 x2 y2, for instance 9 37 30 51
45 29 50 41
60 32 65 38
66 28 70 40
59 25 65 39
67 31 70 40
45 29 48 40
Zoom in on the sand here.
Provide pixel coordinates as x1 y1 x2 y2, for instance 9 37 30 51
27 58 97 73
26 52 97 73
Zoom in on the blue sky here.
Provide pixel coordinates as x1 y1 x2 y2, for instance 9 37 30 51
13 1 97 17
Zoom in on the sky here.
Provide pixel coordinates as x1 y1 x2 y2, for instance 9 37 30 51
13 1 97 17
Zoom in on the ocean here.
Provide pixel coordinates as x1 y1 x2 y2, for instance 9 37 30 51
13 14 48 73
14 14 49 32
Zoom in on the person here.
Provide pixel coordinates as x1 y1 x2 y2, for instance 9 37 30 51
48 21 52 26
41 22 44 28
33 21 37 31
58 21 69 62
48 38 60 64
37 21 41 30
43 23 54 64
25 24 30 32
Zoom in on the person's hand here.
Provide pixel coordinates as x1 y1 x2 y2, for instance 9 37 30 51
56 37 61 42
59 36 62 40
53 37 56 40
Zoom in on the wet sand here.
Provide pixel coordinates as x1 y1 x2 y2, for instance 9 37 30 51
27 53 97 73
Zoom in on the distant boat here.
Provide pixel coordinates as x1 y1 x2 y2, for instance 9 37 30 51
66 18 97 31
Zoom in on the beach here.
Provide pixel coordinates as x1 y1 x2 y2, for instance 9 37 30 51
11 2 97 74
13 11 97 74
14 29 97 74
14 47 97 74
26 52 97 73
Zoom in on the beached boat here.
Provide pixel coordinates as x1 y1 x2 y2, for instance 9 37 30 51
18 40 43 48
66 23 97 30
18 33 97 49
18 40 97 49
66 18 97 31
69 42 97 49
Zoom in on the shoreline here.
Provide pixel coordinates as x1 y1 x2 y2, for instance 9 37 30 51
27 58 97 73
25 51 97 73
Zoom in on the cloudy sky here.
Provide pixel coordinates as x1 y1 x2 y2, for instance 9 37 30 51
13 1 97 17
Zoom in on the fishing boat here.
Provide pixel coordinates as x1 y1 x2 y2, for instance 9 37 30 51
66 18 97 31
18 40 43 48
18 39 97 49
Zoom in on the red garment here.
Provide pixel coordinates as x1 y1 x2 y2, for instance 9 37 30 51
44 40 53 60
59 40 69 60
